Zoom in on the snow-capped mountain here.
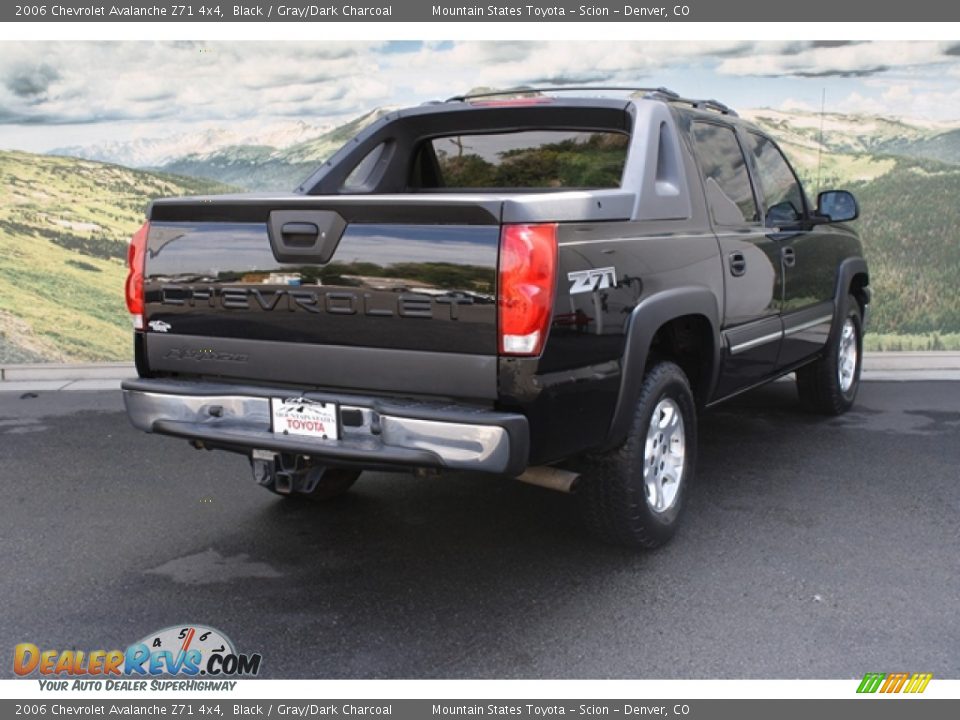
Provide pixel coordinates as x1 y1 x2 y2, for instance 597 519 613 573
154 108 393 191
742 108 960 154
50 120 335 168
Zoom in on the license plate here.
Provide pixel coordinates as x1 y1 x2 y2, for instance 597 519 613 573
270 398 338 440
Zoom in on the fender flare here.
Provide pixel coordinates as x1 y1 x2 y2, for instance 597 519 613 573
833 256 870 330
834 256 869 306
604 287 722 449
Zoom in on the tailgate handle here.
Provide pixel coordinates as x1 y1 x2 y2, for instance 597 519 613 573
268 210 347 264
281 222 320 241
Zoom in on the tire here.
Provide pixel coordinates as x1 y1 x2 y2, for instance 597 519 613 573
256 460 361 502
796 293 863 415
579 361 697 549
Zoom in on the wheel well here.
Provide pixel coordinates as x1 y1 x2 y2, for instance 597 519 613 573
849 272 869 316
647 314 714 405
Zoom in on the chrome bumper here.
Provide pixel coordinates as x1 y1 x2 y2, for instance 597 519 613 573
122 379 528 476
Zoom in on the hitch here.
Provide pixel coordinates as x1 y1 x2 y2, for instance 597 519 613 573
250 451 327 495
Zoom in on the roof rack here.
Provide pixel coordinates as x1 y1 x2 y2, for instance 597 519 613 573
444 86 680 102
444 85 738 117
643 89 738 116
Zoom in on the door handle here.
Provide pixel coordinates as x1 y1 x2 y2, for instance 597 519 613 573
729 252 747 277
781 246 796 268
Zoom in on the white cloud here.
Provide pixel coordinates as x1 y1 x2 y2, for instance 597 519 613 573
4 40 960 152
717 41 955 78
0 40 763 128
0 42 387 125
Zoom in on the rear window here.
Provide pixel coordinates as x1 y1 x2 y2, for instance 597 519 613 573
413 130 629 190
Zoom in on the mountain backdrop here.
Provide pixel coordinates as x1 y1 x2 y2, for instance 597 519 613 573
2 106 959 362
145 110 389 192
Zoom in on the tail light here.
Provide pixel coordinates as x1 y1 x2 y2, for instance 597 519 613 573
125 220 150 329
498 223 558 356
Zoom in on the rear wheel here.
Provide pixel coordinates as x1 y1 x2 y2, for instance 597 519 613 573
796 294 863 415
580 361 697 549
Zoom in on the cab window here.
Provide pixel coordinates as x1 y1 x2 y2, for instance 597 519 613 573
745 133 806 226
691 122 759 226
410 130 629 190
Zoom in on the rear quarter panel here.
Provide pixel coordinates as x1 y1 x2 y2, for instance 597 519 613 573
501 218 722 463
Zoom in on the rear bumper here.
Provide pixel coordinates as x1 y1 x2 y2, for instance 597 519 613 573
122 378 529 476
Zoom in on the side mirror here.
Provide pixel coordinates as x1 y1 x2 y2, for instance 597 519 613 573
817 190 858 223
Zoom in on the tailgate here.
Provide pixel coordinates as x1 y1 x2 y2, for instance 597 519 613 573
141 195 502 399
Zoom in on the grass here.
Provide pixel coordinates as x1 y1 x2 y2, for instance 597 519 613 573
0 150 232 362
864 333 960 352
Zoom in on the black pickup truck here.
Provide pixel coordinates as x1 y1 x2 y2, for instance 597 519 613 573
122 88 869 548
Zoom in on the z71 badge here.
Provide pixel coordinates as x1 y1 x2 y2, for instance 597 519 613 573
568 267 617 295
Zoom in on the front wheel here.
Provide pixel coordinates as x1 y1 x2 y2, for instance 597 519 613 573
579 361 697 549
796 293 863 415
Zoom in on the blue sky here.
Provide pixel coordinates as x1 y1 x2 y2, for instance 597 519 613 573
2 41 960 153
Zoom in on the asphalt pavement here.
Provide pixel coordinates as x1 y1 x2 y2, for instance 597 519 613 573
1 381 958 679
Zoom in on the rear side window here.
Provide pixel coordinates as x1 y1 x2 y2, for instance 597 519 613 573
691 122 759 226
744 133 806 226
413 130 629 190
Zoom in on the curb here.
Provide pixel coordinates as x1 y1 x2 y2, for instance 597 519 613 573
0 362 135 382
860 351 960 371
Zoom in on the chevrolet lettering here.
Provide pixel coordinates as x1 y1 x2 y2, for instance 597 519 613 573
160 285 476 319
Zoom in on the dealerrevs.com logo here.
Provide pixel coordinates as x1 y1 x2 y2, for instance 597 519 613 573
14 625 262 690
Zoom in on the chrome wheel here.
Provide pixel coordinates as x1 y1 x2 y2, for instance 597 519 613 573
838 317 858 394
643 397 685 514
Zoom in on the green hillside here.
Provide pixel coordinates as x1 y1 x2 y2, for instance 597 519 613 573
0 151 232 362
880 128 960 166
748 111 960 345
846 159 960 335
744 108 960 164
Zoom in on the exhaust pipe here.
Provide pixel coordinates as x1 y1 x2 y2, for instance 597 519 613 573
516 466 580 493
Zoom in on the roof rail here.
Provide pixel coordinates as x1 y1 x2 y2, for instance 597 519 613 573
644 89 738 116
444 86 680 102
442 85 738 116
